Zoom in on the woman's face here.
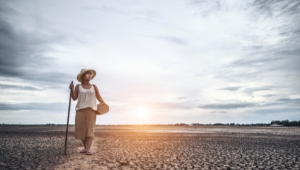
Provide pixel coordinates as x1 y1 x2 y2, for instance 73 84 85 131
82 71 92 81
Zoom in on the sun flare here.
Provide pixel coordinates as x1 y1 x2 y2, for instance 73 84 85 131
137 107 147 117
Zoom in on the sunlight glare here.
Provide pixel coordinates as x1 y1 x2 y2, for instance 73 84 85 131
137 107 146 117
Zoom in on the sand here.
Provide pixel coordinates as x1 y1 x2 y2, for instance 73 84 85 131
0 125 300 169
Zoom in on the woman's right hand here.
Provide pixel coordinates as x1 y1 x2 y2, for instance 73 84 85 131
69 83 74 90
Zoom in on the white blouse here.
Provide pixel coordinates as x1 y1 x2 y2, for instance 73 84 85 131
75 84 97 111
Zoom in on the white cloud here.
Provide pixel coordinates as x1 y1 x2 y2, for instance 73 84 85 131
0 0 299 124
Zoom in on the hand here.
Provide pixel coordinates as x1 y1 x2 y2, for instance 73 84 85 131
69 83 74 90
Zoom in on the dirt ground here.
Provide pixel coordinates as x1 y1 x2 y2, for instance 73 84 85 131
0 125 300 169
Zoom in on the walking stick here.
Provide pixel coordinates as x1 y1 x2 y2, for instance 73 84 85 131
64 81 73 155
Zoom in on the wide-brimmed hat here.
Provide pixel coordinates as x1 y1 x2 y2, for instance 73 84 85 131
77 69 96 82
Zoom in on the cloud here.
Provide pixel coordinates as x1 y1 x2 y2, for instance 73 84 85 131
219 86 281 97
201 98 300 110
277 98 300 102
151 101 191 110
242 86 276 95
198 102 257 109
247 107 300 115
276 98 300 107
211 0 300 85
82 6 127 15
0 1 72 85
0 0 299 124
219 86 242 91
262 94 276 98
210 111 227 114
227 48 300 75
0 84 41 91
176 96 187 100
252 0 300 18
154 36 187 46
229 56 286 69
0 102 68 111
132 101 192 110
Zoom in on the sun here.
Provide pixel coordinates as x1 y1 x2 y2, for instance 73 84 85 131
137 107 147 117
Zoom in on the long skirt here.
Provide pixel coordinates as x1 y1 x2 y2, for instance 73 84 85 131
75 108 96 140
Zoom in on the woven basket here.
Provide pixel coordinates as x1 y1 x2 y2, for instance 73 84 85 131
96 103 109 115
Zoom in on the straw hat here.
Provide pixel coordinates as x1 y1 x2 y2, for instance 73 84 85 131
77 69 96 82
96 103 109 115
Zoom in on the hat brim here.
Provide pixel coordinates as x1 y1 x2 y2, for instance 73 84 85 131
77 69 96 82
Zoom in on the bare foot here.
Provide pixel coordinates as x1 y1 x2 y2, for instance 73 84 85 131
86 150 93 155
80 148 87 153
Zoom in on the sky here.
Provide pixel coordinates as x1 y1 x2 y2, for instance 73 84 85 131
0 0 299 125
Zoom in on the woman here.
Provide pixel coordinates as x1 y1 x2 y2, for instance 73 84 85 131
69 68 106 155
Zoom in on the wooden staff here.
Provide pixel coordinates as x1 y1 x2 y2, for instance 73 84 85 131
64 81 73 155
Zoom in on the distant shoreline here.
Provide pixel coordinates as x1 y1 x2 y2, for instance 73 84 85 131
3 119 299 126
0 124 299 127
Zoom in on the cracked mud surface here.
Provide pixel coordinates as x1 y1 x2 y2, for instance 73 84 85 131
0 125 300 169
